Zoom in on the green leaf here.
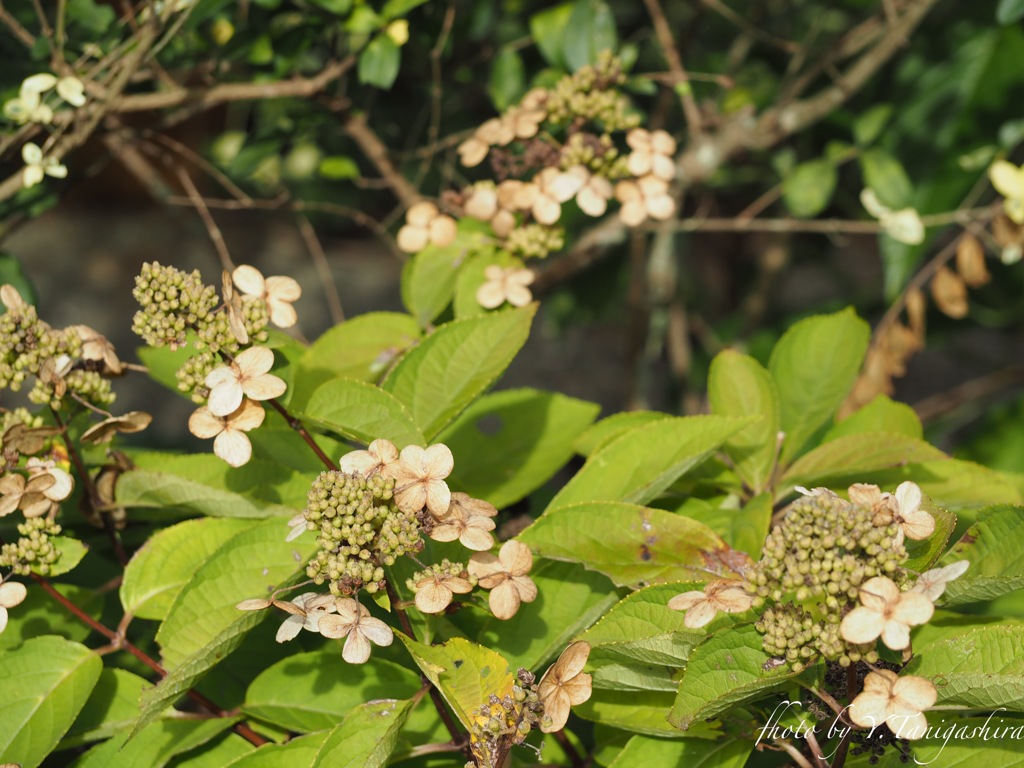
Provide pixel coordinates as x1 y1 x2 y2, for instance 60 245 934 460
562 0 618 72
576 689 719 738
781 433 946 488
0 583 99 650
72 718 237 768
607 735 753 767
669 623 807 730
121 518 256 620
0 252 36 305
853 104 893 145
167 732 254 768
940 506 1024 605
998 0 1024 24
381 0 427 18
244 652 421 732
708 350 779 493
902 501 956 573
382 306 536 440
311 699 413 768
358 36 401 89
590 656 678 692
459 560 618 671
301 377 425 447
136 517 317 731
452 249 519 320
782 159 838 218
399 635 516 733
889 716 1024 767
0 636 102 768
401 224 494 327
61 668 151 748
860 147 914 208
580 583 707 666
288 313 421 409
116 453 304 519
824 395 922 441
909 625 1024 710
519 501 749 588
40 535 88 577
694 492 773 560
769 308 870 465
318 155 360 179
309 0 353 14
223 731 331 768
490 46 526 110
530 2 573 67
573 411 670 457
137 343 194 396
547 415 753 509
437 388 599 509
67 0 115 33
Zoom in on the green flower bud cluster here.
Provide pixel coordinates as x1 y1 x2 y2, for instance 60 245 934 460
546 52 639 132
0 408 44 436
470 670 544 768
131 261 218 350
0 517 62 575
0 301 77 392
30 368 115 409
302 470 420 596
560 132 628 178
506 224 565 259
406 558 477 592
748 493 907 669
176 349 218 403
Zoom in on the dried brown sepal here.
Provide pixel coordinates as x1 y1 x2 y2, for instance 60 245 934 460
955 233 990 288
905 288 927 343
81 411 153 444
930 266 969 318
1 424 61 455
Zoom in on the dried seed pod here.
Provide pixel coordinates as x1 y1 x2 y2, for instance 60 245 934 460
955 233 990 288
930 267 968 319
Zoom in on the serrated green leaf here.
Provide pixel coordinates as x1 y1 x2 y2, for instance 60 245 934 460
781 433 946 488
908 625 1024 709
824 395 922 441
783 158 837 218
0 636 102 768
940 506 1024 605
61 668 151 748
399 635 516 733
300 377 424 447
607 734 752 767
694 493 773 560
72 717 237 768
288 313 421 409
401 224 494 327
548 415 753 509
38 535 88 577
382 306 536 440
358 36 401 89
769 308 870 465
669 623 807 730
708 350 779 493
861 147 914 208
458 560 617 671
244 651 420 732
121 518 256 620
437 388 599 509
573 411 671 457
223 731 331 768
580 583 706 666
519 501 750 588
590 655 678 692
576 689 720 738
903 502 956 573
167 732 254 768
311 699 413 768
118 452 307 518
530 2 573 67
562 0 618 72
136 517 317 731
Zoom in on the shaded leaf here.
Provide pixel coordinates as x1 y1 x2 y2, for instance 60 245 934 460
311 699 413 768
781 433 946 488
940 505 1024 605
607 734 752 767
783 159 837 218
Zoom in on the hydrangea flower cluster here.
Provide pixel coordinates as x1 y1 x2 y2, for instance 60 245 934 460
668 480 967 749
132 262 300 467
392 52 681 312
241 438 541 667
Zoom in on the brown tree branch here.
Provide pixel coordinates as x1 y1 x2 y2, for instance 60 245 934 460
642 0 703 136
344 112 422 209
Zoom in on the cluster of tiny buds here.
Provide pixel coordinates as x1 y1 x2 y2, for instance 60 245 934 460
0 517 62 575
470 669 546 768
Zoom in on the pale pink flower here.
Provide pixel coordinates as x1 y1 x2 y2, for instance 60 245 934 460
616 176 675 226
840 576 934 650
396 201 458 253
468 540 537 620
205 346 286 417
232 264 302 329
538 641 592 733
339 438 400 478
476 266 534 309
188 399 266 467
849 670 936 740
429 499 496 551
0 580 28 634
412 571 474 614
667 579 755 629
318 598 394 664
391 443 454 516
